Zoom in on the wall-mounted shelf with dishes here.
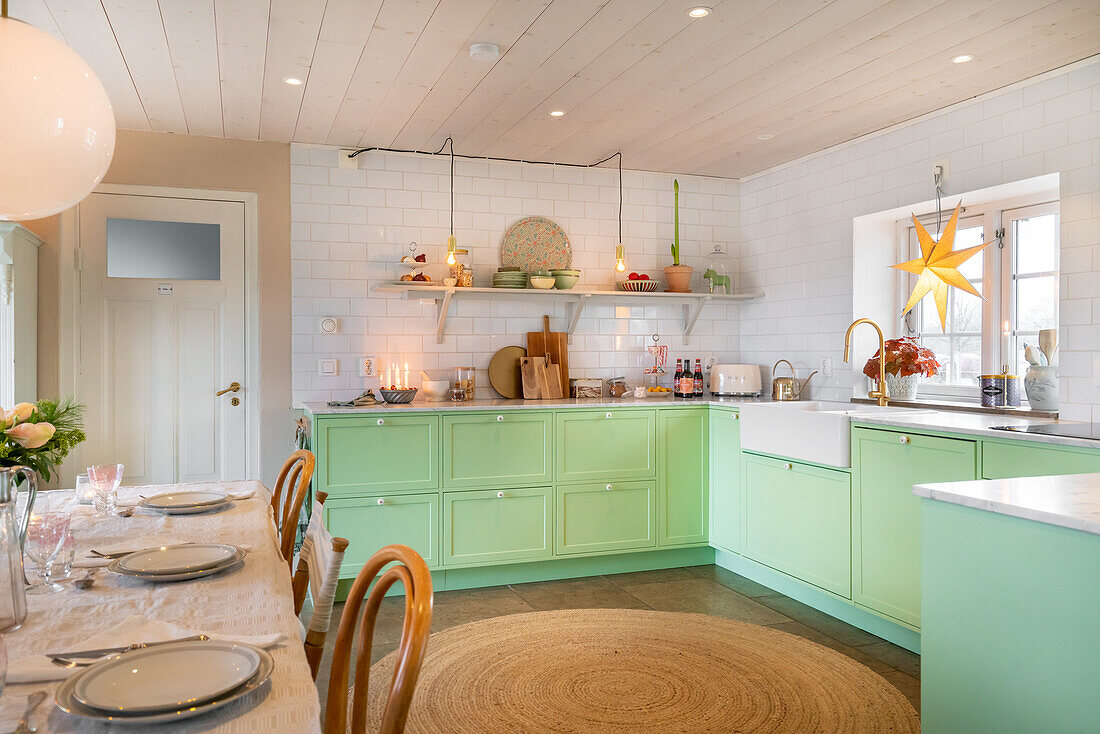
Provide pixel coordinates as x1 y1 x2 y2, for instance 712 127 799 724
374 284 765 345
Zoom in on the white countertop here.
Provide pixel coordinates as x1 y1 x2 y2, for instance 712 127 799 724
914 473 1100 536
851 411 1098 450
303 395 770 414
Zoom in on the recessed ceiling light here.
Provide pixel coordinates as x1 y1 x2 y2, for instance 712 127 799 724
283 77 303 86
757 133 773 140
549 110 565 117
470 42 500 62
951 54 973 64
686 6 711 18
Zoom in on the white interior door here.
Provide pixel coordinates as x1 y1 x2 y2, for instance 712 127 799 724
77 192 247 485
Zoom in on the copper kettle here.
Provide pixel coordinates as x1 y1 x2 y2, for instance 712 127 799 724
771 359 817 401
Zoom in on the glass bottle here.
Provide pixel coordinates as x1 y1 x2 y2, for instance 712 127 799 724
0 466 37 632
693 359 704 397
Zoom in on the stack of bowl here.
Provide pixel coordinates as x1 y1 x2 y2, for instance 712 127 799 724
528 270 556 289
551 268 581 289
492 268 529 288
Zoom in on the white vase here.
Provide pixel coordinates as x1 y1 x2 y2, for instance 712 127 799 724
1024 365 1058 410
884 373 920 401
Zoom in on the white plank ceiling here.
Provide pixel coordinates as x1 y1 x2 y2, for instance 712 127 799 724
11 0 1098 177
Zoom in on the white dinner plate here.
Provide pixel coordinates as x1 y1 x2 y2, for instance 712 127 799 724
72 640 262 714
56 643 274 724
115 544 239 575
139 498 232 515
140 491 228 509
108 554 244 582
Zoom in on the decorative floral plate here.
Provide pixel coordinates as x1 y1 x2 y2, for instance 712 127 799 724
500 216 572 272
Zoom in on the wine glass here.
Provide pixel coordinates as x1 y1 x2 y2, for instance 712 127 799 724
87 464 124 516
24 511 71 594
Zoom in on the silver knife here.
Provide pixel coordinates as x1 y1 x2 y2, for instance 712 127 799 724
46 634 209 659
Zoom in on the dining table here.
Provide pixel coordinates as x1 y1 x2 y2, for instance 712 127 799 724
0 479 323 733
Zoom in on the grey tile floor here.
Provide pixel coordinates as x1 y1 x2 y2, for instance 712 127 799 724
314 564 920 719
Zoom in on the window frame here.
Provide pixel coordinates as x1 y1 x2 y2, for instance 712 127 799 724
895 196 1059 401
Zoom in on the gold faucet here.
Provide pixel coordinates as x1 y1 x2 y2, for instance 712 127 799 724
844 318 889 407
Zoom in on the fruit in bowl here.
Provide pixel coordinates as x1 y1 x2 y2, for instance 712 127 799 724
616 273 660 292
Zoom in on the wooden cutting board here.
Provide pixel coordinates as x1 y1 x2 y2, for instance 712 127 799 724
489 346 527 399
527 315 569 388
520 356 545 400
543 352 563 399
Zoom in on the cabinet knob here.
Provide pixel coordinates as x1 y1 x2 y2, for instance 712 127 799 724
376 418 384 426
605 412 612 418
605 484 613 491
899 435 910 445
497 491 505 498
784 462 793 470
733 414 739 420
376 498 385 505
496 415 504 422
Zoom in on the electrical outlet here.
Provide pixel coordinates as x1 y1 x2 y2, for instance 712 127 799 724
318 359 338 376
821 356 833 378
358 356 377 378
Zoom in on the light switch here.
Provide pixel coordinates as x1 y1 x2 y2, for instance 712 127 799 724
319 317 339 334
318 359 338 376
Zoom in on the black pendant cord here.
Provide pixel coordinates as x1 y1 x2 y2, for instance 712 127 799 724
349 141 621 173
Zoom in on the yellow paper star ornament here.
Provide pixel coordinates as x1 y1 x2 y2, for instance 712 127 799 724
893 201 993 331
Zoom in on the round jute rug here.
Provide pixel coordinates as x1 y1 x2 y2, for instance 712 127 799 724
364 608 919 733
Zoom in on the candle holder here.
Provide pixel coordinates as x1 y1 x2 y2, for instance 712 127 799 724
380 388 418 404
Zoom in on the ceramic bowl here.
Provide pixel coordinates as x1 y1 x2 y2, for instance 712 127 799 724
422 380 450 401
380 388 418 404
553 273 579 289
529 275 556 289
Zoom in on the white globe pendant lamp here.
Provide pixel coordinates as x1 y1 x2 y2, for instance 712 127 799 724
0 4 115 221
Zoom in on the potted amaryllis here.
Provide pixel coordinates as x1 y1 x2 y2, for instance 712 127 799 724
1 399 86 483
664 179 693 292
864 337 939 401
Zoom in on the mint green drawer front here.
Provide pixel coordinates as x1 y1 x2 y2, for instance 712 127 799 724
709 409 741 553
443 487 552 566
556 481 656 555
324 493 439 574
556 409 656 483
743 454 852 598
982 440 1100 480
443 412 552 489
317 415 439 496
659 408 709 547
854 428 976 627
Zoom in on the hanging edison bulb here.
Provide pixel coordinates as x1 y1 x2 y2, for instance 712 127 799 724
615 244 626 272
445 235 457 265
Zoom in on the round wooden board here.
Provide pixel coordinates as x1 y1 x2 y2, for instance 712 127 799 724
489 345 527 399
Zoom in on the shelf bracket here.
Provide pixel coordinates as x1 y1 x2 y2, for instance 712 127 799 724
682 297 710 344
565 294 591 344
434 290 454 344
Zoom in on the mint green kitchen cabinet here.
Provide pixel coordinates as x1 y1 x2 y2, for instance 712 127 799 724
742 453 852 598
658 408 708 547
442 487 553 566
315 414 438 497
556 481 656 555
982 439 1100 480
853 427 977 627
323 493 439 574
556 409 656 483
709 409 741 553
442 412 553 489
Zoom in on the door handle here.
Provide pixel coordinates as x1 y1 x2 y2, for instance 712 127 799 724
216 382 241 396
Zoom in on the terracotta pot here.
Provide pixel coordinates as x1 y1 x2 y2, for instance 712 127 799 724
664 264 694 293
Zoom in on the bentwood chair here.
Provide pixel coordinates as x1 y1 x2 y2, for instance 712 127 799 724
323 545 433 734
272 449 315 566
292 491 349 678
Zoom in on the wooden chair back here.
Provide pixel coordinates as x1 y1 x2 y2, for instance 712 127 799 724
292 491 349 679
323 545 433 734
272 449 315 565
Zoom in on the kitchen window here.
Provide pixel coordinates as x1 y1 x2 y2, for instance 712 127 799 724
899 199 1059 399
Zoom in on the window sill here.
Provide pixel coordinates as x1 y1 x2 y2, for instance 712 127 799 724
849 396 1058 420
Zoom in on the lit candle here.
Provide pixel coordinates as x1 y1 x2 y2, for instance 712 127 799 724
385 365 391 388
1002 320 1011 372
404 362 409 391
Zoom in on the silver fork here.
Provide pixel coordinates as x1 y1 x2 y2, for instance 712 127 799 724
13 690 47 734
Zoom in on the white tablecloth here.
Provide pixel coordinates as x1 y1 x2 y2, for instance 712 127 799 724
0 481 322 733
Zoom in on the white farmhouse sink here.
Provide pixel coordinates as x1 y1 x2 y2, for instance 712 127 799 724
739 401 931 468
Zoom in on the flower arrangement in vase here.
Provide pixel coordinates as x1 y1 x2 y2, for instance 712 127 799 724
664 179 693 292
1 399 86 482
863 337 939 401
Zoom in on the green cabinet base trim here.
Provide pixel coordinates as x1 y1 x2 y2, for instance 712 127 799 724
335 546 715 601
921 500 1099 733
714 549 921 654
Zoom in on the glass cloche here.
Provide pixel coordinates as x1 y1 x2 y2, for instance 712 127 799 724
703 244 733 293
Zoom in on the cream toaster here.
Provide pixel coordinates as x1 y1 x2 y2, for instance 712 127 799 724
710 364 762 396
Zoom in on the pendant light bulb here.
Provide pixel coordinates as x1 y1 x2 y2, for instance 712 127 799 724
446 235 457 266
615 244 626 273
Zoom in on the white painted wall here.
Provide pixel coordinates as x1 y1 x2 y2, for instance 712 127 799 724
290 149 739 404
738 59 1100 421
